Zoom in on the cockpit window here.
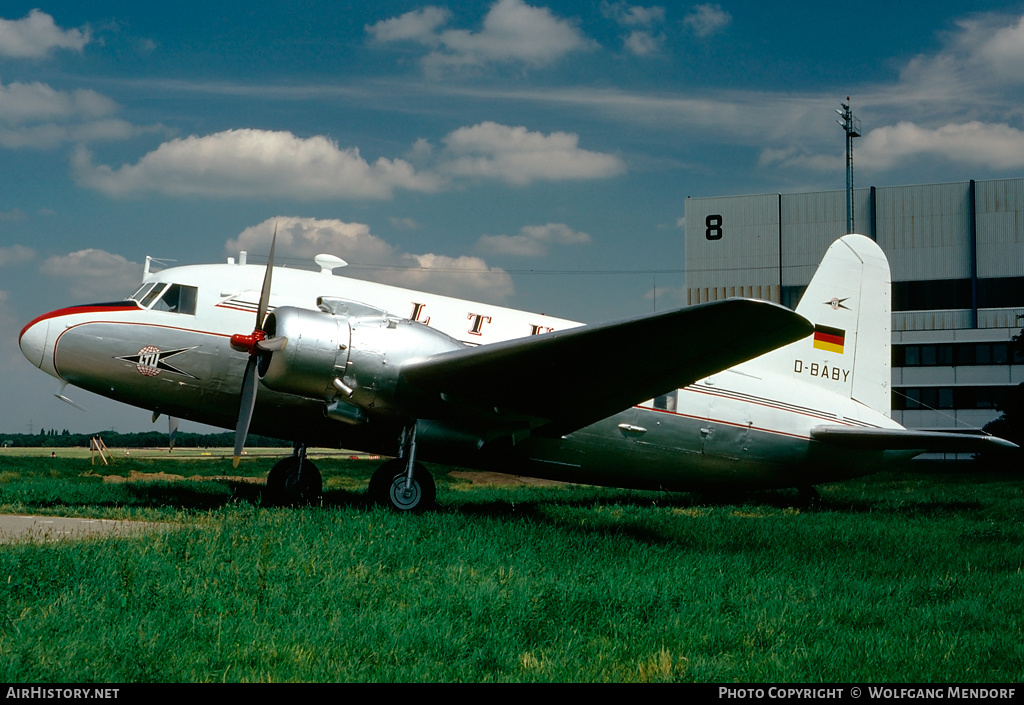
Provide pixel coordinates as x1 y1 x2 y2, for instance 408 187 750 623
151 283 198 315
140 283 168 308
128 283 157 304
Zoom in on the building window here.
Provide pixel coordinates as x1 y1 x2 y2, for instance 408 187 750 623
893 385 1012 410
894 342 1019 367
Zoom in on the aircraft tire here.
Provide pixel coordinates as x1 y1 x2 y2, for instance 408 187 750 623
797 485 821 508
369 460 436 512
265 456 322 506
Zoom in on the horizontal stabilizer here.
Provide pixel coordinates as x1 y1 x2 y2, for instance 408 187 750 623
402 298 813 436
811 426 1018 452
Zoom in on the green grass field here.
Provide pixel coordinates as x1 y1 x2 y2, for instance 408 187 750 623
0 452 1021 683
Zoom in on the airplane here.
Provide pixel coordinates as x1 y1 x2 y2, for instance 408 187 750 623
18 232 1015 510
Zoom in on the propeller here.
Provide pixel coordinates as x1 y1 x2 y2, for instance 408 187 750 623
152 411 180 450
229 226 283 467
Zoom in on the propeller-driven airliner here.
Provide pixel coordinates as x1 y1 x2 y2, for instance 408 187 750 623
19 233 1014 510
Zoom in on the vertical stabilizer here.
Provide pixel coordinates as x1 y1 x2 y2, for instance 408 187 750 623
749 234 892 416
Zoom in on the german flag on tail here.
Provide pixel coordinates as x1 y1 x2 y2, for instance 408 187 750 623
812 325 845 354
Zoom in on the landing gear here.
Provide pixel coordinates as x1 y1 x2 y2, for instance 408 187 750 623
797 485 821 507
368 425 436 512
265 445 322 506
369 459 436 512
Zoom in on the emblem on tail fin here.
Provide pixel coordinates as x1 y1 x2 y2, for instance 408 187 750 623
812 325 846 354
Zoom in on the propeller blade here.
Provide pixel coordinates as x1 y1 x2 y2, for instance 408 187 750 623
256 224 277 331
233 356 258 467
255 336 288 352
168 416 179 450
233 225 278 467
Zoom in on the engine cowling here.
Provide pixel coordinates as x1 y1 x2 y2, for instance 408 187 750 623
257 306 464 419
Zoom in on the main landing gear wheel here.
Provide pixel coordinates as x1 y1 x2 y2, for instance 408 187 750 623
797 485 821 508
265 455 322 506
369 459 436 512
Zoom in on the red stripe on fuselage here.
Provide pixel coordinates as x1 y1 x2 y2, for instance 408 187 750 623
19 303 141 343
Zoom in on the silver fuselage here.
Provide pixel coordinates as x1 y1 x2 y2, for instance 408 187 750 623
19 256 907 492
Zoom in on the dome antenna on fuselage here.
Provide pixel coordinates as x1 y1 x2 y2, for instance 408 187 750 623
314 254 348 274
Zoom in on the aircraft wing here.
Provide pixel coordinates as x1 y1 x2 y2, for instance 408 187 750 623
810 427 1018 451
401 298 813 436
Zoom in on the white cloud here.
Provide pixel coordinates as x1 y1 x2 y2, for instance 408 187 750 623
366 6 450 44
600 3 665 56
762 120 1024 174
0 9 90 58
0 209 27 222
370 0 594 73
39 249 143 301
0 79 155 150
75 123 624 198
624 30 665 57
0 245 35 266
389 216 420 230
1 119 148 150
857 121 1024 171
476 223 591 256
0 81 115 125
974 14 1024 82
683 4 731 37
228 217 393 264
440 121 626 185
744 12 1024 178
227 217 515 302
398 252 515 302
72 129 443 199
900 12 1024 91
601 3 665 27
758 146 842 172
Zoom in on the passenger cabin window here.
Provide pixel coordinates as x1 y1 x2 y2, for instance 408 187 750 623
151 283 198 315
640 391 680 411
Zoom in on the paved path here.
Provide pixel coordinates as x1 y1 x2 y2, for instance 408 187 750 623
0 514 171 543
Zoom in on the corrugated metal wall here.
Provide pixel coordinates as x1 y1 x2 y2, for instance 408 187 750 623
778 189 871 286
686 178 1023 320
684 193 780 303
976 177 1024 279
874 182 972 281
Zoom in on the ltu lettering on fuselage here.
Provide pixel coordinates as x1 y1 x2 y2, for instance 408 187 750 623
793 359 850 383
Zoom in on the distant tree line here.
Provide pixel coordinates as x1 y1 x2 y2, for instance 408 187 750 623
0 430 291 449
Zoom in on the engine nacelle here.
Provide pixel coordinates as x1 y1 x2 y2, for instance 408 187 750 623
258 306 464 418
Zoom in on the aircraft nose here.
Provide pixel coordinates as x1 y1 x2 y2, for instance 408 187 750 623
19 316 50 370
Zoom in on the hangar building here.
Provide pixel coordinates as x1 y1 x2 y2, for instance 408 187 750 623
684 177 1024 434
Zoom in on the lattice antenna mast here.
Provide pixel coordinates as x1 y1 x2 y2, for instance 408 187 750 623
836 98 862 233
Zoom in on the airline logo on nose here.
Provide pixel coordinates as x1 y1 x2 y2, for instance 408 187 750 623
117 346 198 378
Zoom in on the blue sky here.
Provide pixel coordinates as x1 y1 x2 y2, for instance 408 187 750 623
2 0 1024 435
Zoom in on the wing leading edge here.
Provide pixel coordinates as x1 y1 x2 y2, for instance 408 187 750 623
811 427 1018 452
401 298 814 436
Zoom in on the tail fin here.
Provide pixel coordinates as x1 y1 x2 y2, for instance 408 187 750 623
749 234 892 416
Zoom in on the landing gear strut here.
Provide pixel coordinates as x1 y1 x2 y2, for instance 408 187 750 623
265 444 322 506
369 425 436 512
